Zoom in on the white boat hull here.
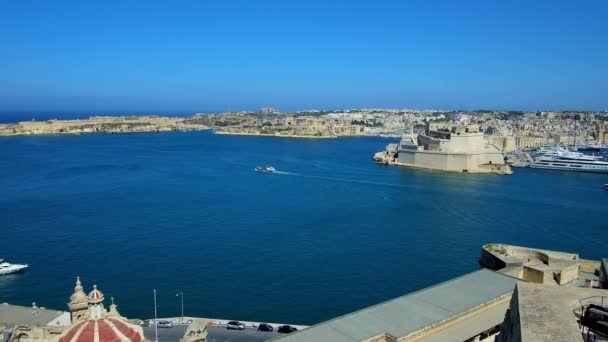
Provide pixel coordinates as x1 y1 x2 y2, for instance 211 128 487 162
530 163 608 173
0 263 28 275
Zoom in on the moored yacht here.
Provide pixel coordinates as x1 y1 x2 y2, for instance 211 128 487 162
531 153 608 173
0 259 28 275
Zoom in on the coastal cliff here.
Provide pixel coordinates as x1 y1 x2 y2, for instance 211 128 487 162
0 116 209 136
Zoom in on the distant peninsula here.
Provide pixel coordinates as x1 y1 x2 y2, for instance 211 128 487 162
0 115 209 136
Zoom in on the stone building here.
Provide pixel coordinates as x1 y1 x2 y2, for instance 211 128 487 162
375 124 512 174
55 278 145 342
5 278 146 342
0 304 71 342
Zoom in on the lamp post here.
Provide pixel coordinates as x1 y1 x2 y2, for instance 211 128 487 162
154 289 158 342
176 292 184 321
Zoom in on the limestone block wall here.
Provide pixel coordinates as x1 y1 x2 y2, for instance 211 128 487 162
447 134 485 153
556 264 579 285
522 266 550 284
479 247 507 270
396 151 471 172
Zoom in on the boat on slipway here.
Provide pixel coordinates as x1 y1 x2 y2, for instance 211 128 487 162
0 259 28 275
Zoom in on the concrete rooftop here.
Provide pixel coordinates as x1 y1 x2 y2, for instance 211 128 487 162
271 269 519 342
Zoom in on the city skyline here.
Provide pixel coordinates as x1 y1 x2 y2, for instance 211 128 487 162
1 0 607 113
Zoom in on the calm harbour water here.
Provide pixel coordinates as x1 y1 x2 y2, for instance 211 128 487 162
0 131 606 324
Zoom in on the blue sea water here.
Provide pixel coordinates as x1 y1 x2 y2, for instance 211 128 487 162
0 111 196 124
0 131 606 325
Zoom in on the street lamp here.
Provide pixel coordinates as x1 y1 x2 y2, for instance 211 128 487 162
153 289 159 342
176 292 184 321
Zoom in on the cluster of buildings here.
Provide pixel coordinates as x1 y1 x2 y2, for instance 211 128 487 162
193 109 608 150
0 278 206 342
2 110 606 146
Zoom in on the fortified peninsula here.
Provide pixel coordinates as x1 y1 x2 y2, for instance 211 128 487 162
374 122 512 174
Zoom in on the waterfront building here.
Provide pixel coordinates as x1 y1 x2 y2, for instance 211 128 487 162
374 124 512 174
271 269 520 342
260 107 280 114
2 278 145 342
515 135 549 149
0 304 71 341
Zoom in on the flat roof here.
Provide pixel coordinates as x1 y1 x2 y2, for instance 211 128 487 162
271 269 519 342
515 282 608 342
0 303 66 327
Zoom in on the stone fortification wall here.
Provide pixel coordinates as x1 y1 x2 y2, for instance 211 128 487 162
556 264 579 285
495 287 522 342
416 134 446 151
522 266 552 284
448 133 485 153
396 150 485 172
479 246 508 270
480 244 592 286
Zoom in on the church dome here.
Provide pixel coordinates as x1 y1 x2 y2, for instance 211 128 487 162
58 317 143 342
87 285 104 305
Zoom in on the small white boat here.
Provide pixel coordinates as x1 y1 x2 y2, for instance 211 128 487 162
0 259 28 275
255 166 276 173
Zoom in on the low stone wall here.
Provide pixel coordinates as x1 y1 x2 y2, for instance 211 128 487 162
556 264 580 285
522 266 549 284
480 249 503 270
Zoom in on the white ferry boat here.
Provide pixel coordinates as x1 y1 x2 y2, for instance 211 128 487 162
531 154 608 173
255 166 276 173
0 259 28 275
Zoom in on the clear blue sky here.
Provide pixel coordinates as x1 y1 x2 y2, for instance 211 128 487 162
0 0 606 113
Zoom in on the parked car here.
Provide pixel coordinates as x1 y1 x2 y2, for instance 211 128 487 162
257 323 274 332
157 320 173 328
226 321 246 330
277 325 298 333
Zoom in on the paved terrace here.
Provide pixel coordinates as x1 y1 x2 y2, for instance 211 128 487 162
497 282 608 342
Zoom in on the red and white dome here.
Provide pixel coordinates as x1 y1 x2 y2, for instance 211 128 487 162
87 285 104 305
58 317 143 342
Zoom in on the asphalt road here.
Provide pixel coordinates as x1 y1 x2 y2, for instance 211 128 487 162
143 325 188 342
142 325 282 342
207 326 280 342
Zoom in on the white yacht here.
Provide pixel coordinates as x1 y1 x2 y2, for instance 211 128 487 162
535 147 602 160
531 153 608 173
0 259 28 275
